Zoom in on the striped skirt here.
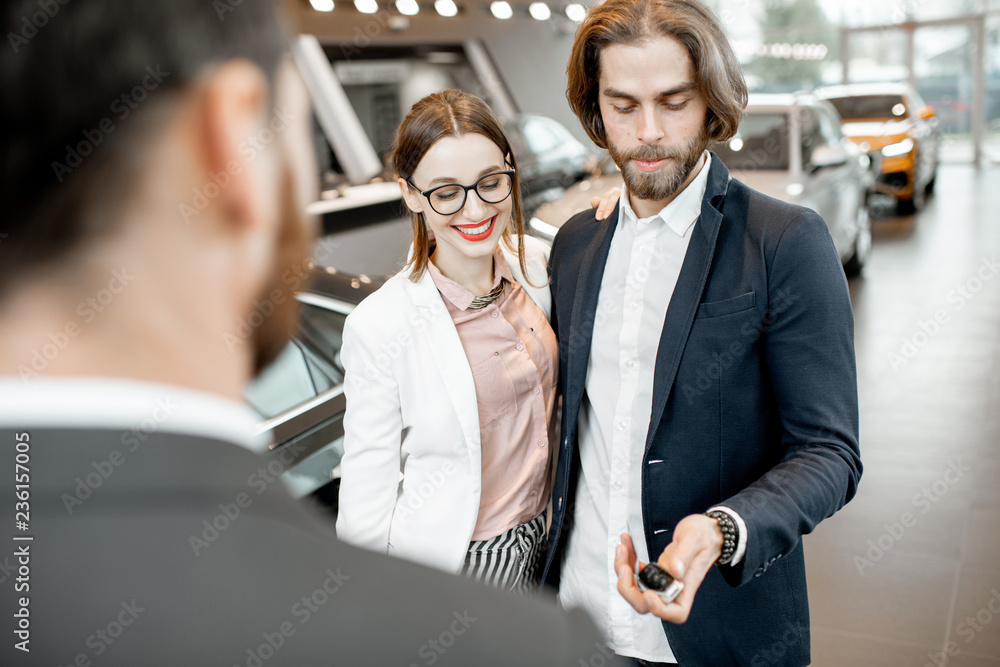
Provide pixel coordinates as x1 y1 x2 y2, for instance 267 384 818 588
460 514 546 595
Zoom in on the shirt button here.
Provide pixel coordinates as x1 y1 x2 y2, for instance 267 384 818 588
629 303 638 312
625 359 635 369
614 480 624 489
516 342 525 351
538 439 547 447
617 421 626 431
533 387 540 395
490 310 499 318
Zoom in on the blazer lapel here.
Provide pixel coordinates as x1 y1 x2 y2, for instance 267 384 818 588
644 163 731 454
401 270 481 458
563 204 620 427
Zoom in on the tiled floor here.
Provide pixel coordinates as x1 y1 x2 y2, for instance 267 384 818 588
806 163 1000 665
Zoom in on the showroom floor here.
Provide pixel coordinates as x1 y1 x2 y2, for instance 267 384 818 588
806 162 1000 666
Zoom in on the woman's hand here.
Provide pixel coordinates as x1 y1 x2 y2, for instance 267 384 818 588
589 187 621 221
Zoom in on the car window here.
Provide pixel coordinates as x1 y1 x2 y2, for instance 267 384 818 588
244 341 323 419
825 94 907 120
816 105 843 146
711 112 790 171
298 303 349 382
520 117 562 154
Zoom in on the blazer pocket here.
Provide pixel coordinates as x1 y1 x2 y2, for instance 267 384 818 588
471 353 518 427
695 291 756 319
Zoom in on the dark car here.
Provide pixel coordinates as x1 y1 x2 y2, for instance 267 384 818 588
242 267 383 514
504 114 596 218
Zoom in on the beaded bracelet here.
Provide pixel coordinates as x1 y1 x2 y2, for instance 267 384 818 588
704 510 738 567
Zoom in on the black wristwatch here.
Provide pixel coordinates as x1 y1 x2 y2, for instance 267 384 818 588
704 510 738 567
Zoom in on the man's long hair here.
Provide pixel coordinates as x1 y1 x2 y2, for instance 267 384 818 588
566 0 748 149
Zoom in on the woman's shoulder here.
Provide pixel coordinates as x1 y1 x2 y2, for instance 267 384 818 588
514 232 551 263
501 233 551 282
345 271 418 333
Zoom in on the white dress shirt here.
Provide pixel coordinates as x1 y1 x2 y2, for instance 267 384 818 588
558 153 746 662
0 376 269 453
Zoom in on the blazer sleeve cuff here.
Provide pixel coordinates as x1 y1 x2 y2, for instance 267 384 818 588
708 505 748 565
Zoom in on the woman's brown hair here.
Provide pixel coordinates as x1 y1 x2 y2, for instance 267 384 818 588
566 0 747 148
391 89 537 285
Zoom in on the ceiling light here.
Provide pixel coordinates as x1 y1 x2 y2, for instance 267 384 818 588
490 1 513 19
355 0 379 13
310 0 334 10
434 0 457 15
565 2 585 21
396 0 419 14
529 2 550 19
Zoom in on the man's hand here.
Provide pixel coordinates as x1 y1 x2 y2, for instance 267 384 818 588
589 187 621 221
613 514 723 623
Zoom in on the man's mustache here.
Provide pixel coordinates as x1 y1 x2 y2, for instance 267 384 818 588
616 145 681 162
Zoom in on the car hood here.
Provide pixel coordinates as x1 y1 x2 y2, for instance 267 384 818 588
532 169 814 232
841 119 913 142
729 169 808 206
533 160 860 242
531 173 625 231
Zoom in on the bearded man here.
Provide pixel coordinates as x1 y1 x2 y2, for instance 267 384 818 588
541 0 863 664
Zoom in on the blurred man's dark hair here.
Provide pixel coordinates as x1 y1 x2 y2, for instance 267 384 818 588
0 0 285 297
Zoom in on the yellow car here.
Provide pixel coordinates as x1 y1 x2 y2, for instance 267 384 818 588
817 83 940 214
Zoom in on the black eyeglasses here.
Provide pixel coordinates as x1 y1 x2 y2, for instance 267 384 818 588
408 170 515 216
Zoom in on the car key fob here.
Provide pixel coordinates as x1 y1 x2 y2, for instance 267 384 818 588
635 563 683 605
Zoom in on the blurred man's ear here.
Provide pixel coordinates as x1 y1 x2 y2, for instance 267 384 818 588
196 59 275 234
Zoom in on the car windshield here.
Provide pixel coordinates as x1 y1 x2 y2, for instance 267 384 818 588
824 95 907 121
243 303 349 420
297 303 348 383
711 112 790 171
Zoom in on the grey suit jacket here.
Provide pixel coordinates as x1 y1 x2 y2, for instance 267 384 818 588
1 427 616 666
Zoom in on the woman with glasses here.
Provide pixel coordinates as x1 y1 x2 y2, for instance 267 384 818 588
336 90 556 594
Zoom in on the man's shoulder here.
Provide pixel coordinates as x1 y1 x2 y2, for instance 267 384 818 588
725 178 828 246
555 207 602 243
550 207 606 266
6 430 616 666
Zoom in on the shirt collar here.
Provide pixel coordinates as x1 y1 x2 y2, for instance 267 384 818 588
426 247 510 311
619 151 712 237
0 376 270 453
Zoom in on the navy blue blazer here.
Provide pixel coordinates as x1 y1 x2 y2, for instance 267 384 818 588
541 154 862 666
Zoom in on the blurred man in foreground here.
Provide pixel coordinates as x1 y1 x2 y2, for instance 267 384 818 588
0 1 612 664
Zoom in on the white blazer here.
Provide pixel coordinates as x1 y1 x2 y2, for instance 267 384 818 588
336 235 552 573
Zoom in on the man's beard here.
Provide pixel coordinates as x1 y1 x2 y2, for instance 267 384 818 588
250 163 315 377
608 126 709 203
